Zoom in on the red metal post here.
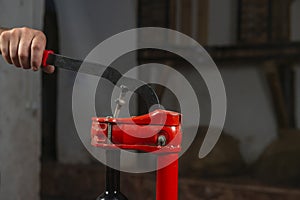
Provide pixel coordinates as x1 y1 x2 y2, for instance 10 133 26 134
156 153 179 200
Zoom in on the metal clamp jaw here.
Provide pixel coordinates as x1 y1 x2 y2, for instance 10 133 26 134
91 109 182 153
91 109 182 200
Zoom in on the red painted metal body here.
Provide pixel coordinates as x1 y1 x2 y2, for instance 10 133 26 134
91 109 182 200
157 154 179 200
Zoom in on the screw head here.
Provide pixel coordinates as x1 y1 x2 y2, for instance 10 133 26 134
158 135 167 146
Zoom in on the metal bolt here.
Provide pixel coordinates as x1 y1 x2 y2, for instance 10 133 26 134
157 135 167 146
106 116 113 143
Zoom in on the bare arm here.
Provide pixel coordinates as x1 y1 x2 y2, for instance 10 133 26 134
0 27 54 73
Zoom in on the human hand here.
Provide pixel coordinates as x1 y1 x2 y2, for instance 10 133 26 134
0 27 54 73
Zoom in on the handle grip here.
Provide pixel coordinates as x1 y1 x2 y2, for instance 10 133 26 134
0 49 54 68
42 50 54 67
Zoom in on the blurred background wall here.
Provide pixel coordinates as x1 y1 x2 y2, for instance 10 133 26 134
0 0 44 200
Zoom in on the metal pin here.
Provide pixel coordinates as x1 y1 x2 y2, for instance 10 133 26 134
113 85 129 118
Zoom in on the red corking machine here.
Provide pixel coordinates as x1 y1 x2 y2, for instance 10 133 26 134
43 50 183 200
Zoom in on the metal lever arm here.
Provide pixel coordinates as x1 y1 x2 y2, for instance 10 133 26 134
42 50 160 110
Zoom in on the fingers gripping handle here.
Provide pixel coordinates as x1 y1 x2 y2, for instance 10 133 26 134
42 50 54 67
1 49 54 68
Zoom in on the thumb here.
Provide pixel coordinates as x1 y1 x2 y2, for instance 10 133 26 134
42 65 55 74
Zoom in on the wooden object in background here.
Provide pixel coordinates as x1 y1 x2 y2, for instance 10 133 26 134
263 61 290 130
169 0 209 45
138 42 300 64
238 0 292 43
238 0 271 43
270 0 292 42
138 0 208 44
138 0 169 27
